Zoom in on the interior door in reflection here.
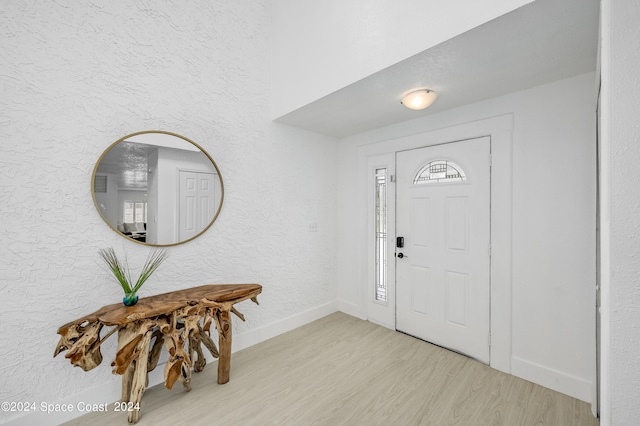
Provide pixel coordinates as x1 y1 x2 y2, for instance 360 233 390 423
179 171 218 241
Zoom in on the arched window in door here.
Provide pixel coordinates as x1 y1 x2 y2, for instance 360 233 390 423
413 160 466 184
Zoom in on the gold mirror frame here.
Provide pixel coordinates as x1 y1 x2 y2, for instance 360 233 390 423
91 130 224 247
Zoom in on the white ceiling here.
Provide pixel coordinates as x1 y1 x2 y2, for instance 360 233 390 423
273 0 600 138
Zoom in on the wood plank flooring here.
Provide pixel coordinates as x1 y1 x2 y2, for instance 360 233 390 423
65 312 599 425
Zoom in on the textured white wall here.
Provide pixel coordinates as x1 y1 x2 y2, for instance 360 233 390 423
337 73 596 401
0 1 337 423
270 0 532 118
599 0 640 423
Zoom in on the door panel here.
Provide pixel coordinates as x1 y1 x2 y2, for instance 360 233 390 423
446 197 468 252
181 172 198 235
445 270 468 326
198 173 216 228
396 137 491 363
410 266 431 316
411 198 431 247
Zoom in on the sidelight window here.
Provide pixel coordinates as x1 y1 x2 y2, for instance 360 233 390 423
374 168 388 302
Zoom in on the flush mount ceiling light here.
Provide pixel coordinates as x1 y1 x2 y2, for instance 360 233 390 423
401 89 438 110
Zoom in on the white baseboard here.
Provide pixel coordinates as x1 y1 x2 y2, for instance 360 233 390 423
511 356 593 403
233 301 338 353
2 301 338 426
337 299 366 320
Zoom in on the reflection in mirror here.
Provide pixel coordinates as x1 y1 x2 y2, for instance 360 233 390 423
92 131 223 246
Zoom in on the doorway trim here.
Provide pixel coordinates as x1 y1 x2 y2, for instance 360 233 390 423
359 114 513 373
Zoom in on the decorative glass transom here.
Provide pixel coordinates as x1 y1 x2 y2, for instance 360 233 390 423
413 160 467 184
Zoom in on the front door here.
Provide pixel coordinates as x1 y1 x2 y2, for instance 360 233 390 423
396 137 491 363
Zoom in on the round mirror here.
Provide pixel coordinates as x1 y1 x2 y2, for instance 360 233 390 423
92 130 224 246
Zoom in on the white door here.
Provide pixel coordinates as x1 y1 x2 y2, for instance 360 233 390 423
179 171 217 240
396 137 491 363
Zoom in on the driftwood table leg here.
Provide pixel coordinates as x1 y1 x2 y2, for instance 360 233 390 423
127 330 153 424
190 335 207 373
121 363 134 403
117 329 135 403
216 309 232 384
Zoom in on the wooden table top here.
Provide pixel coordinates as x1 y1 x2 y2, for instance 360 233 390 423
58 284 262 330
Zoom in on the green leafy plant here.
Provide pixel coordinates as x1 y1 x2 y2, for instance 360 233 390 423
98 247 168 296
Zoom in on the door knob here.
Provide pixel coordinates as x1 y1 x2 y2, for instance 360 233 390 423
397 252 406 258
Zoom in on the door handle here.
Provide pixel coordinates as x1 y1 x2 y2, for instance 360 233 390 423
397 252 407 258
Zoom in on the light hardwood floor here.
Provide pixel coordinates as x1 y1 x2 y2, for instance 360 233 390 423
66 312 599 425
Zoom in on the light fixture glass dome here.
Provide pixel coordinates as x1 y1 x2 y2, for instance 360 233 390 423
401 89 438 110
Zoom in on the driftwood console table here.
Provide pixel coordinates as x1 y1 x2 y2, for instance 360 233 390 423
54 284 262 423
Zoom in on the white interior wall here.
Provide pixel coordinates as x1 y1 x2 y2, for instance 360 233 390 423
0 2 338 424
270 0 532 118
337 72 597 401
599 0 640 424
